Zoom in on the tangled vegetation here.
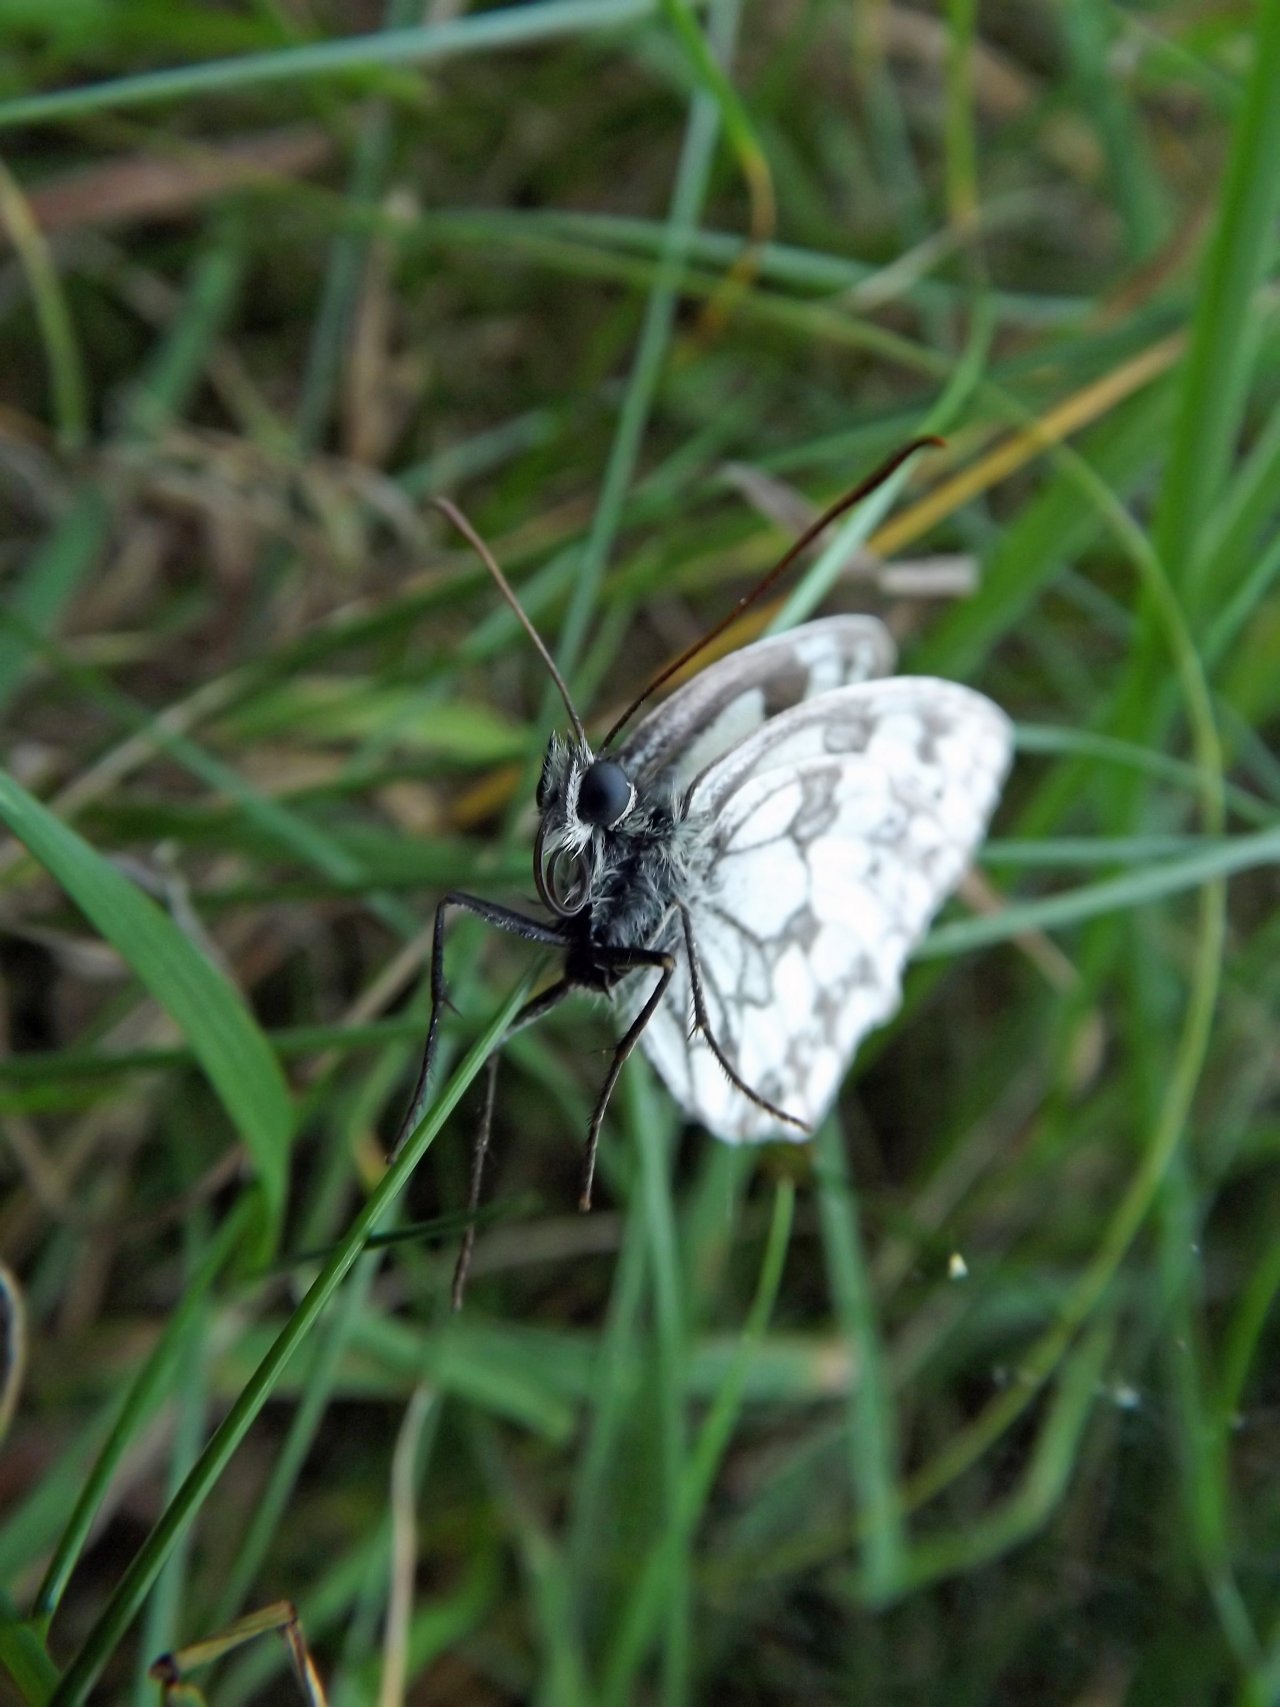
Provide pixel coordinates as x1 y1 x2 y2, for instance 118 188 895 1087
1 1 1278 1701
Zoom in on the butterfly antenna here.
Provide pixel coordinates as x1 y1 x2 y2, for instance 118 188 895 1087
599 435 944 750
431 497 588 748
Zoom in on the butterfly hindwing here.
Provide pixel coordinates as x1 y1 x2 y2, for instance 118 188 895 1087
632 674 1012 1141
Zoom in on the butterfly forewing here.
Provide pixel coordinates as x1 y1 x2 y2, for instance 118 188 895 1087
627 674 1012 1142
618 615 896 791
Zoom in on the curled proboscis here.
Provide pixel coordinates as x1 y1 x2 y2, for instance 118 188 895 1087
534 819 592 917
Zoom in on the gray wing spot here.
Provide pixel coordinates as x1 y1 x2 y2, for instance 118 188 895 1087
755 1070 790 1107
791 767 840 841
823 717 873 755
787 904 823 953
761 660 811 718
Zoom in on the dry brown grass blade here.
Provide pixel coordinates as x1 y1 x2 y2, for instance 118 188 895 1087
871 330 1185 558
15 125 334 240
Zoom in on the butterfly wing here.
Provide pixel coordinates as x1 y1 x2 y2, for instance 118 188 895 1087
617 615 895 792
633 676 1013 1142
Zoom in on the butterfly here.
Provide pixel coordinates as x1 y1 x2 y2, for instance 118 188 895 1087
392 442 1012 1274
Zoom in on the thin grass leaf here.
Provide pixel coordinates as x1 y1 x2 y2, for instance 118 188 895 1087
815 1116 905 1603
656 0 773 241
922 824 1278 957
130 1237 213 1707
31 1201 253 1628
625 1067 690 1701
551 0 738 684
0 159 87 449
0 1594 58 1707
1158 1156 1261 1672
0 773 293 1257
890 1320 1113 1593
0 0 664 130
1013 723 1269 827
470 1419 594 1705
942 0 979 229
47 973 534 1707
0 239 242 718
0 493 108 723
1154 0 1280 606
1062 0 1165 259
206 1256 381 1636
602 1180 794 1702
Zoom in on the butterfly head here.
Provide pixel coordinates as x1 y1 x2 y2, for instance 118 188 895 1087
533 735 637 916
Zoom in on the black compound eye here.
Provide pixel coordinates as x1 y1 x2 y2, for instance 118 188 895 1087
576 759 634 829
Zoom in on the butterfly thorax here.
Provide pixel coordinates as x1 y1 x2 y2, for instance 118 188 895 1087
534 734 710 982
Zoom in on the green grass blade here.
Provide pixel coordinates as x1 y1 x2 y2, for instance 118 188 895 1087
205 1256 381 1635
626 1068 690 1702
921 825 1279 958
0 772 294 1255
657 0 771 239
0 1594 58 1706
893 1320 1113 1592
31 1201 254 1627
552 0 737 683
1153 0 1280 604
0 159 87 450
0 236 242 718
129 1232 214 1707
0 491 108 720
0 0 663 130
46 973 534 1707
602 1180 794 1702
815 1117 905 1603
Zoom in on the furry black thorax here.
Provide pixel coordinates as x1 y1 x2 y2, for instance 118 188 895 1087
534 733 707 989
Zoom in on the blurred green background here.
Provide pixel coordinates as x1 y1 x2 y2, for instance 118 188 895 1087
0 1 1278 1701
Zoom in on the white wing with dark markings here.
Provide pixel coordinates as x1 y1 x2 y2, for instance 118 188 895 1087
631 669 1012 1142
618 615 895 792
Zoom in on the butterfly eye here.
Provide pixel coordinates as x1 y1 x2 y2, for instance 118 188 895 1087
576 760 635 829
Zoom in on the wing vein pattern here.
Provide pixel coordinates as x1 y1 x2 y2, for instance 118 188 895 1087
616 617 1012 1143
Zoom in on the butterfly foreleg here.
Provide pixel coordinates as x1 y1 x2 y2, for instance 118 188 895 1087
678 906 808 1136
389 892 569 1161
579 947 675 1213
451 1052 499 1312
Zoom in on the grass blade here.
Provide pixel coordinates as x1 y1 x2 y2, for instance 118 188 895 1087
0 772 294 1256
47 974 533 1707
0 0 664 131
815 1117 905 1603
1153 0 1280 604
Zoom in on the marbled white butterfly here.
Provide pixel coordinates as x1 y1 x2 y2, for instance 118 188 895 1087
392 443 1012 1265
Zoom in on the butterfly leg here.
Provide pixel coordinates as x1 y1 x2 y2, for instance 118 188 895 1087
451 1053 498 1312
679 907 808 1135
580 948 675 1212
449 975 578 1309
389 892 568 1160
